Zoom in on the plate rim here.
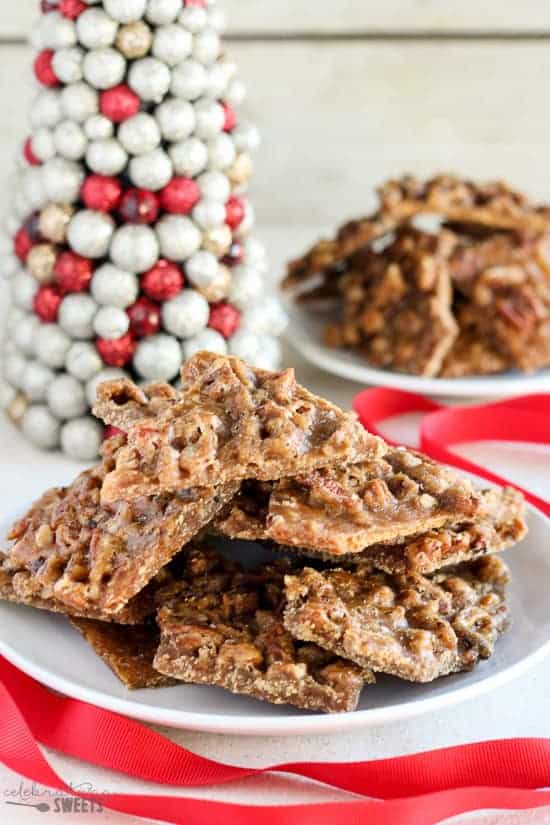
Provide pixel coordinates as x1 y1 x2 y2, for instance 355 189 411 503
285 303 550 398
1 500 548 737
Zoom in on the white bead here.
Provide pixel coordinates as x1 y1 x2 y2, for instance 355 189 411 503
59 294 99 340
52 46 84 84
3 254 21 280
110 224 160 272
242 298 289 337
104 0 147 24
66 341 103 381
39 12 77 49
21 167 48 210
42 157 85 203
118 113 160 155
204 62 231 99
197 170 230 202
0 379 17 410
77 8 119 49
169 137 207 177
228 265 263 309
3 353 27 390
36 324 72 368
14 314 40 356
86 138 128 175
207 133 236 171
22 361 55 402
161 289 209 338
193 98 224 140
232 121 261 153
61 417 104 460
30 89 62 129
170 59 207 101
128 57 171 103
228 330 263 364
152 24 192 66
11 273 37 311
192 199 225 230
54 121 88 160
61 82 99 122
29 24 44 51
83 47 126 90
94 306 130 340
183 329 227 359
225 78 247 107
47 374 88 420
86 367 127 406
30 129 55 163
84 114 114 140
185 250 219 287
129 148 172 191
68 210 115 258
146 0 181 25
22 406 61 450
156 215 201 261
134 334 182 380
155 98 195 142
236 201 256 237
91 264 139 308
253 336 283 371
178 7 207 34
207 6 226 32
193 28 220 65
243 236 268 271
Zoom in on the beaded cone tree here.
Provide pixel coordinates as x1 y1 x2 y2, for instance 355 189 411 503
1 0 288 460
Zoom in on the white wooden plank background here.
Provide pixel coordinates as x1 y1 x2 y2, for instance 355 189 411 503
3 41 550 233
3 2 550 38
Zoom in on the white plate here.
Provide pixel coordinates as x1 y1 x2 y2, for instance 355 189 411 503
0 500 548 736
285 303 550 398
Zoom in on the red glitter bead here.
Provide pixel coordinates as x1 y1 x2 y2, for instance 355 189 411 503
119 188 160 224
222 103 236 132
127 297 161 338
209 302 241 339
54 251 93 294
159 177 201 215
81 175 122 212
184 0 206 6
34 50 59 87
41 1 58 11
96 333 136 367
23 137 41 167
100 85 141 123
225 196 246 230
222 240 244 268
142 260 184 301
58 0 86 18
34 285 62 323
14 228 33 262
104 425 124 440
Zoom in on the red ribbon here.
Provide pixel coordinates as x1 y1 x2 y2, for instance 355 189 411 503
353 389 550 517
1 389 549 823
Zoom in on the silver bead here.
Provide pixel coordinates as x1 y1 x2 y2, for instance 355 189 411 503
104 0 147 24
169 137 208 177
61 416 104 461
47 374 88 420
155 214 201 261
93 306 130 340
36 324 72 369
59 294 99 340
182 329 227 360
66 341 103 382
22 361 55 402
86 367 127 406
161 289 209 338
86 138 128 175
155 98 196 142
68 210 115 258
52 46 84 84
128 57 171 103
83 47 126 90
152 24 192 66
129 147 172 190
118 112 161 155
91 263 139 308
42 157 84 204
60 82 99 122
22 405 61 450
185 250 219 287
110 225 160 273
54 120 88 161
170 59 207 101
146 0 181 25
133 334 182 380
76 8 119 49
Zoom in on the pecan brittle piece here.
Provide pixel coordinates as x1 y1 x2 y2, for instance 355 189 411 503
96 352 383 504
215 446 481 556
284 556 510 683
154 546 372 713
